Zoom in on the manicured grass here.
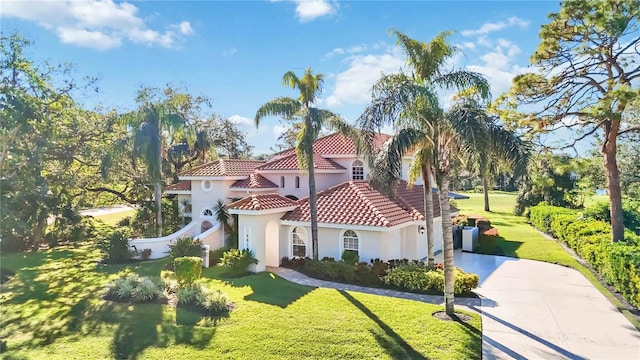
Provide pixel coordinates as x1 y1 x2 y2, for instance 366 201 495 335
1 245 481 359
456 192 640 330
583 194 609 208
93 209 137 225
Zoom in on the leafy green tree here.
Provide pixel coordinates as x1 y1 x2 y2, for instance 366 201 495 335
255 68 351 260
497 0 640 242
102 87 199 237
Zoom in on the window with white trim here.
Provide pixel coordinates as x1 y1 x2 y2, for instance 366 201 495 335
352 160 364 180
202 208 214 217
292 227 306 257
342 230 359 251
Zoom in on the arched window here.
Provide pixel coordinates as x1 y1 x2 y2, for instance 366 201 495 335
280 176 285 188
343 230 359 251
292 227 306 257
295 176 300 188
202 208 214 217
352 160 364 180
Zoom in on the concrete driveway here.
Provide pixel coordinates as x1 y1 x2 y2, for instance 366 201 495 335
445 251 640 359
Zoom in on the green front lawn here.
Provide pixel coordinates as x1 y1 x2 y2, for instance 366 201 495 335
0 245 481 359
93 209 137 225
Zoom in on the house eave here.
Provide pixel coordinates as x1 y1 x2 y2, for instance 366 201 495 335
178 176 248 181
229 206 298 216
279 220 413 232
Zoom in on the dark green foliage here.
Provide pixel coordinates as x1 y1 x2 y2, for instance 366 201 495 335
168 236 204 259
219 249 258 277
584 202 640 235
98 230 134 264
529 204 640 307
174 256 203 286
131 199 183 238
139 248 152 260
514 153 581 216
175 283 232 316
0 267 15 284
209 246 231 267
302 259 360 284
341 250 359 265
382 263 478 295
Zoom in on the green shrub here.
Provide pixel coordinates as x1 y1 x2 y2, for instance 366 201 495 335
341 250 359 264
160 270 178 293
98 230 134 264
382 263 478 295
209 246 230 267
584 201 640 235
174 256 202 286
168 236 204 259
302 259 357 283
139 248 152 260
176 283 232 316
220 249 258 277
104 273 162 302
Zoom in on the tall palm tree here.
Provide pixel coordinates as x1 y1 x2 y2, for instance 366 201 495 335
255 68 351 260
102 88 188 237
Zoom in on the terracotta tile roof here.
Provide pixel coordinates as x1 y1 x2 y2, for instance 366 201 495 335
257 153 345 171
165 181 191 192
271 132 390 159
227 193 297 211
282 181 418 227
394 181 461 218
181 159 265 177
230 173 278 189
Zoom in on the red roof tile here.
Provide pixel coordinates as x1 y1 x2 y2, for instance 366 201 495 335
271 132 390 159
282 181 418 227
227 193 297 211
165 181 191 192
181 159 265 177
258 153 345 171
230 174 278 189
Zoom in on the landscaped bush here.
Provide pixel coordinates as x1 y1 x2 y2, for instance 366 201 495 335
584 201 640 235
175 283 232 316
220 249 258 277
168 236 204 259
174 256 203 286
382 263 479 295
209 246 231 267
104 273 163 303
139 248 152 260
529 203 640 308
341 250 359 264
98 230 134 264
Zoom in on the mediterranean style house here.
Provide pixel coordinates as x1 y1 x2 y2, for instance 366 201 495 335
132 132 456 271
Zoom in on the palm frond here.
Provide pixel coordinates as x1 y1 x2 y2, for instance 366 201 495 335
254 97 301 126
435 71 491 100
369 127 424 194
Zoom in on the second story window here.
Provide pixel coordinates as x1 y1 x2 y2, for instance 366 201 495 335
295 176 300 188
280 176 285 188
352 160 364 180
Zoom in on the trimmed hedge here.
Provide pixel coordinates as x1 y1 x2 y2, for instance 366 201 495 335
382 263 479 295
529 204 640 308
174 256 203 286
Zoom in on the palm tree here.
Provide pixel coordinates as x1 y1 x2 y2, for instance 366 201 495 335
255 68 352 260
102 88 188 237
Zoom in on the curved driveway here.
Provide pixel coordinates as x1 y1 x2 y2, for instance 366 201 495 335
450 251 640 359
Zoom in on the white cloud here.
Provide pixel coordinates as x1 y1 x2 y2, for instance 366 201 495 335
461 16 530 37
228 115 254 126
325 43 368 58
295 0 337 21
467 39 527 97
222 47 238 56
326 49 405 107
325 47 345 58
273 124 289 137
0 0 193 50
462 42 475 50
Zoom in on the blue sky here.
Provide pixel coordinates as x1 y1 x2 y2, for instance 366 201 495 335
2 0 577 155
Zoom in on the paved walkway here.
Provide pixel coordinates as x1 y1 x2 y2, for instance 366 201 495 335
270 251 640 360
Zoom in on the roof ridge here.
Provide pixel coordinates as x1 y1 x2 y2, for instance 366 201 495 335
350 182 391 227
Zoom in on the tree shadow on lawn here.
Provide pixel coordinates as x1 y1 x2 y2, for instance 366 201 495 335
338 290 426 360
222 272 314 308
476 235 523 257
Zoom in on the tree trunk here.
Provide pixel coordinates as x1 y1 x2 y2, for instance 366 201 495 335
602 122 624 242
482 174 490 212
154 181 163 237
308 153 319 260
421 161 435 267
438 175 455 316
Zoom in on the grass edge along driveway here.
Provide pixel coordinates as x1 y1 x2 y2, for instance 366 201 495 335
456 192 640 330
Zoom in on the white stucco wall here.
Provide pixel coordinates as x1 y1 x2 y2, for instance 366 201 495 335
237 211 289 272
